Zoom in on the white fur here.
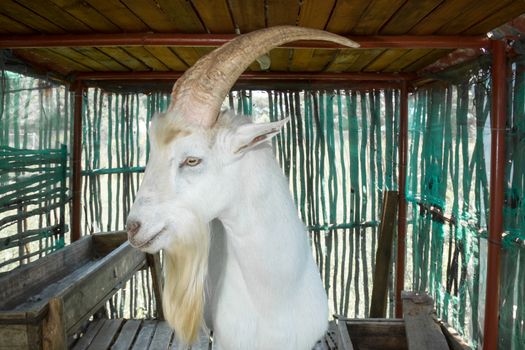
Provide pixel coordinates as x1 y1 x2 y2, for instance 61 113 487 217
127 111 328 349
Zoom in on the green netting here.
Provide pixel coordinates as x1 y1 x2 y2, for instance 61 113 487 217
500 60 525 350
0 71 71 273
267 90 399 318
81 89 169 319
407 61 525 349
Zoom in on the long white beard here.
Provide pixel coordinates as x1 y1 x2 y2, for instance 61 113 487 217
162 217 209 345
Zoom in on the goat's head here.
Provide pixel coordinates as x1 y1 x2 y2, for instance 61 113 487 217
125 25 358 344
126 109 289 253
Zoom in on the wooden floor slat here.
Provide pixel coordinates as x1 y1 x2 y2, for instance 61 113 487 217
131 320 157 350
87 319 123 350
74 319 339 350
73 319 105 350
148 321 174 349
111 320 142 350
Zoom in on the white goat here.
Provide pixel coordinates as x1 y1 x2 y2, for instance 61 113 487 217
126 26 359 350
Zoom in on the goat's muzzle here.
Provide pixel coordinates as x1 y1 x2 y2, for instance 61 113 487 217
126 219 141 240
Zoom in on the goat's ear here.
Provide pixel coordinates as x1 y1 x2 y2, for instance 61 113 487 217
231 118 289 154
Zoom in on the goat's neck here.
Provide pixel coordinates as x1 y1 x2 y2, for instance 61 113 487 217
218 148 309 290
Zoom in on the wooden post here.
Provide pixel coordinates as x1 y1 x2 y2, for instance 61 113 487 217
483 39 507 350
336 319 355 350
395 80 409 318
370 191 399 318
71 82 84 242
42 298 67 350
402 291 449 350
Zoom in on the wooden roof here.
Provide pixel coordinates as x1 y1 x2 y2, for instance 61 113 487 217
0 0 523 87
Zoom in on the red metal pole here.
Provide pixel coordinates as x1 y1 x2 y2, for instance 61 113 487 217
74 71 416 81
483 39 507 350
395 80 409 318
0 33 489 49
71 82 84 242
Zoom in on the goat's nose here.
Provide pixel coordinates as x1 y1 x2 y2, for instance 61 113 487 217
126 220 141 239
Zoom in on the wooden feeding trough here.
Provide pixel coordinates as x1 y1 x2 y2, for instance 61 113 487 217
330 292 470 350
0 232 162 350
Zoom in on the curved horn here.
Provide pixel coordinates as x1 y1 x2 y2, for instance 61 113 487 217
169 26 359 127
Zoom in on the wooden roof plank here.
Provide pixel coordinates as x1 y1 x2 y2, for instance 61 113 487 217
464 1 525 35
84 0 149 32
13 48 70 75
401 49 453 72
309 49 339 72
290 0 337 72
325 0 370 34
382 49 434 72
351 0 407 35
51 47 113 71
47 0 121 33
266 0 300 27
380 0 445 35
155 0 206 33
290 49 316 71
14 0 93 33
437 0 514 34
74 47 129 71
409 0 482 34
363 49 411 72
120 0 180 32
32 48 94 73
0 13 34 34
98 47 149 71
324 49 361 72
144 46 188 71
228 0 266 32
385 49 451 72
347 49 386 71
171 47 214 68
192 0 235 33
123 46 170 71
269 48 291 71
297 0 336 29
0 0 65 33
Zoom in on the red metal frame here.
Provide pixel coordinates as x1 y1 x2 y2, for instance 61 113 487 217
0 33 489 49
71 82 84 242
483 39 507 350
74 71 415 81
3 28 507 341
395 80 409 318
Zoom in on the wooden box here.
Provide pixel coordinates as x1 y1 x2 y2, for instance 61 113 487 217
0 232 147 350
332 292 471 350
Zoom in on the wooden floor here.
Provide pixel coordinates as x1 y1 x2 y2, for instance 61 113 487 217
71 319 340 350
71 319 210 350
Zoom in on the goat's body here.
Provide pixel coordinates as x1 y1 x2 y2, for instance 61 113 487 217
205 146 328 350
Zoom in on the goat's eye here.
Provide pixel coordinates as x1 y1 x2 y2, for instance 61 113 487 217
182 157 202 167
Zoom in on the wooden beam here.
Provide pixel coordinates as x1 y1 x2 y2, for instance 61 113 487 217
74 71 416 81
395 80 409 318
0 33 489 49
42 298 67 350
402 292 450 350
336 319 355 350
370 191 399 318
